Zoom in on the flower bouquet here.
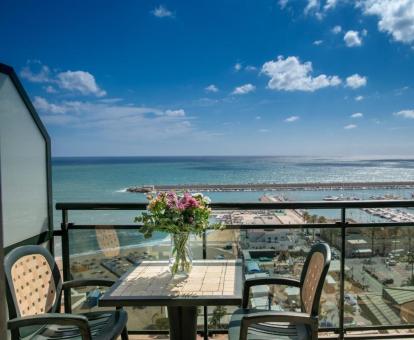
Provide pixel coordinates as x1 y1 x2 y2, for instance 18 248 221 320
135 191 221 277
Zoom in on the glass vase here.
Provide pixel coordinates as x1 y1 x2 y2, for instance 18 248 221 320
169 232 193 277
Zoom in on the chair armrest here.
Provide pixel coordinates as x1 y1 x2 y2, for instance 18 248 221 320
243 277 301 308
8 313 92 340
239 311 317 340
62 279 120 311
63 279 115 289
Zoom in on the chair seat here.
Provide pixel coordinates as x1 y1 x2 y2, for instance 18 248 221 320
228 309 310 340
24 310 128 340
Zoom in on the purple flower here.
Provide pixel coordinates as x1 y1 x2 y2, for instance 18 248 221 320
166 191 179 209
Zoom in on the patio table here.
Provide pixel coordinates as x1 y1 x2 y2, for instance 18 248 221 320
99 259 243 340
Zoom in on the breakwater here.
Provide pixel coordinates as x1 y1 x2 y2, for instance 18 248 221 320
126 181 414 193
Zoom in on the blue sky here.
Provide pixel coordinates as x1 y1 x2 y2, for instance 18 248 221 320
2 0 414 157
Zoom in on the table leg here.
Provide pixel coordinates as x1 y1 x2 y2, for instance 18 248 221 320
167 306 198 340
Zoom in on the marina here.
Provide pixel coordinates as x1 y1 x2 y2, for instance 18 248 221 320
362 207 414 223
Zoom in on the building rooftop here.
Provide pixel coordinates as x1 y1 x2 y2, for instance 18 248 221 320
384 287 414 306
359 294 401 325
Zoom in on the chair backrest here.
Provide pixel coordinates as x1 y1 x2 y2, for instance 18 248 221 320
95 227 120 258
4 245 62 319
299 243 331 317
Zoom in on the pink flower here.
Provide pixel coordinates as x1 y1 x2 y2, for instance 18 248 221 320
178 192 199 210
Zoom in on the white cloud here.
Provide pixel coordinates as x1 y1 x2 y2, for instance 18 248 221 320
344 124 357 129
305 0 321 14
332 25 342 34
205 84 219 93
355 95 364 101
346 74 367 89
394 86 409 96
34 97 197 140
41 115 76 125
20 61 106 97
303 0 345 18
234 63 242 72
233 63 257 72
351 112 364 118
33 96 68 114
245 65 258 72
44 85 57 93
394 109 414 119
34 97 165 121
232 83 256 95
344 30 363 47
313 40 324 45
165 109 185 117
152 5 174 18
20 63 51 83
285 115 300 122
304 0 340 18
278 0 289 9
259 128 269 133
261 56 341 92
324 0 338 10
98 98 124 104
359 0 414 45
56 71 106 97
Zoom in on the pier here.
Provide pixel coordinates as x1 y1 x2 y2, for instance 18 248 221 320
126 181 414 193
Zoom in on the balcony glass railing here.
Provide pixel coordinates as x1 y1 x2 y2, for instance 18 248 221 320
55 200 414 339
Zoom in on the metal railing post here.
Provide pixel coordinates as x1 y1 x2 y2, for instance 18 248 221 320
339 208 347 340
202 229 207 259
61 209 72 313
202 229 208 340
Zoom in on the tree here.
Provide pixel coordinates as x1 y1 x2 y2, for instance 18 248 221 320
154 317 169 330
317 216 327 224
209 306 227 328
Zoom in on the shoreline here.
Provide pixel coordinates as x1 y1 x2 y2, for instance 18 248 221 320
55 229 222 260
126 181 414 193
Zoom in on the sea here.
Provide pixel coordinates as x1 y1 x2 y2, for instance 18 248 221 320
52 156 414 255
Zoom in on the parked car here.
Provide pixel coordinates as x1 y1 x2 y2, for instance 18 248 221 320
344 293 357 306
382 278 394 285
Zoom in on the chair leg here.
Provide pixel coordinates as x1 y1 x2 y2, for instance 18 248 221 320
121 326 129 340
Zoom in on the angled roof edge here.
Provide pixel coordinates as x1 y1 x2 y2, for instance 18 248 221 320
0 62 51 144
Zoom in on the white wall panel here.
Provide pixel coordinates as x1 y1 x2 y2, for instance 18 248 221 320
0 73 49 247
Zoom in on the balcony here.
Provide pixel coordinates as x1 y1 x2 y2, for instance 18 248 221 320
51 199 414 339
2 62 414 339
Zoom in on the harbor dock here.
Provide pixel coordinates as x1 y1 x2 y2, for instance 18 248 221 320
126 181 414 193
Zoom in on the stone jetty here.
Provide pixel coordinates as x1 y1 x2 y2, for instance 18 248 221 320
126 181 414 193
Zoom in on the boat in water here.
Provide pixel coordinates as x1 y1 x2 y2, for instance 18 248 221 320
323 195 340 201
